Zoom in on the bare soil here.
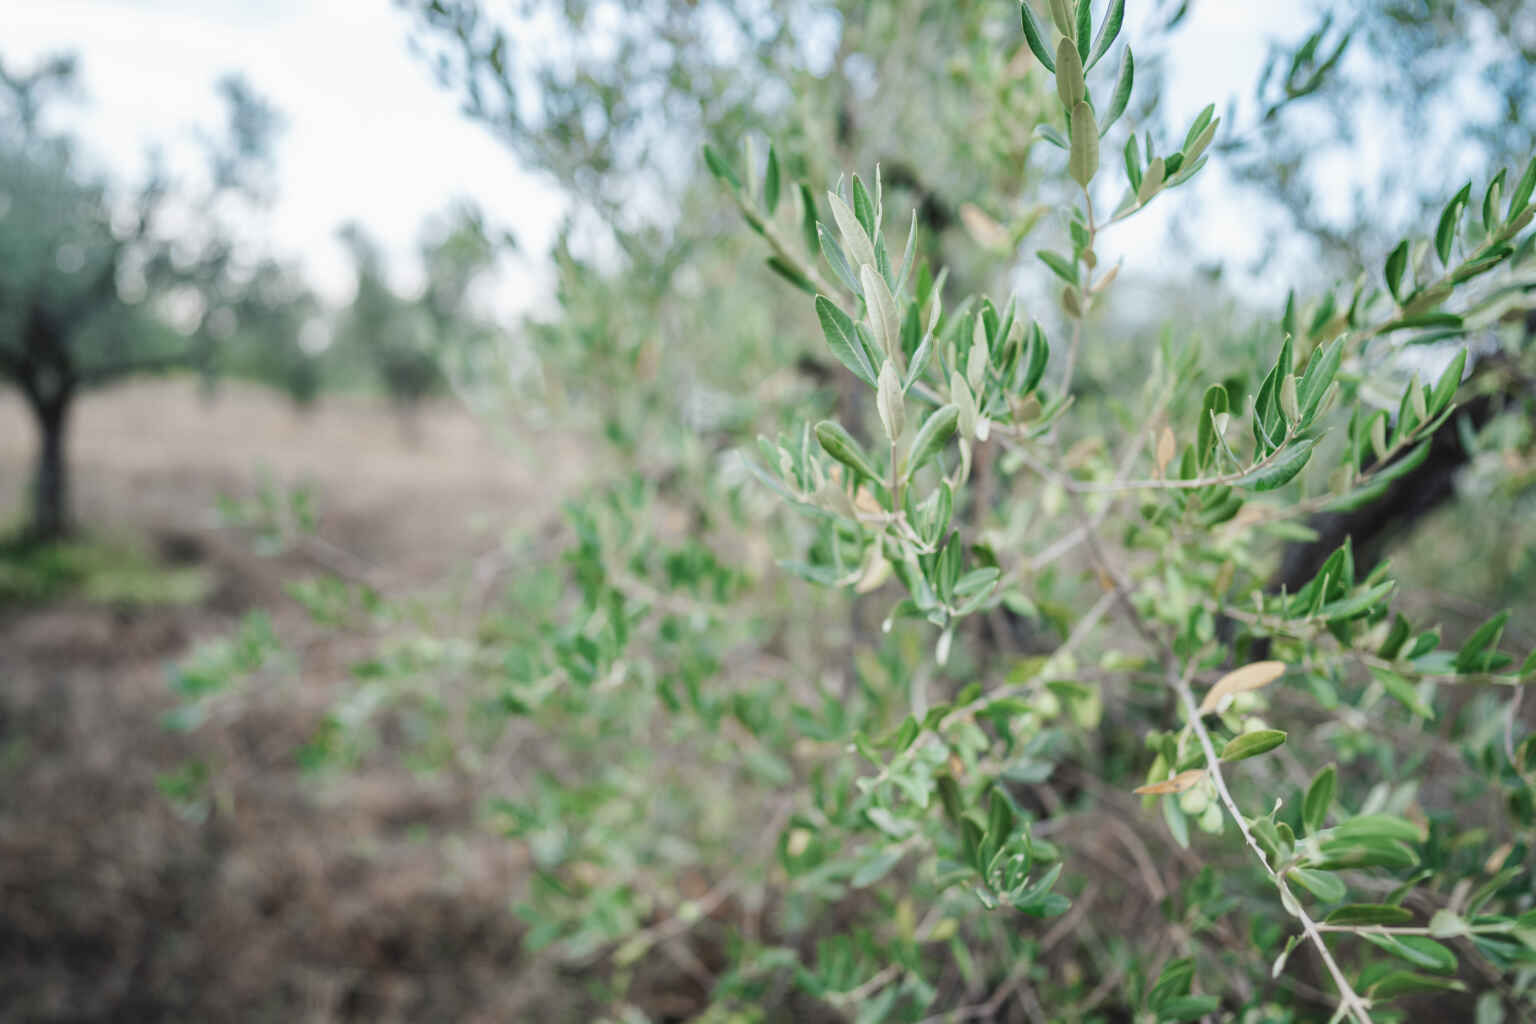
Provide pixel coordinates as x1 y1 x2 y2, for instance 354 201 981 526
0 379 601 1022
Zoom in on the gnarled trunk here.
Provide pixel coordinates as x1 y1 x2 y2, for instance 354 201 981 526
27 389 72 543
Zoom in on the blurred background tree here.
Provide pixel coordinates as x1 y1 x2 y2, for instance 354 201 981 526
0 55 282 541
335 222 443 433
211 258 326 412
333 206 500 437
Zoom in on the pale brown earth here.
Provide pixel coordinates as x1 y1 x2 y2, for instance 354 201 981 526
0 378 603 1022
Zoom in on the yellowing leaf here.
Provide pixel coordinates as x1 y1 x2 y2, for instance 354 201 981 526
959 203 1008 250
1155 425 1176 476
1134 768 1207 795
1198 660 1286 715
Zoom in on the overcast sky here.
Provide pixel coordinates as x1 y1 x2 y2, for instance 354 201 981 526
6 1 1314 316
7 0 567 313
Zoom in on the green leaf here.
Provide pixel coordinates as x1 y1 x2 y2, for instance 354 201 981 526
955 567 1001 598
1048 0 1074 37
1073 0 1091 63
851 846 904 888
986 788 1015 849
1373 663 1435 717
1020 322 1051 394
1297 338 1342 422
1123 133 1142 191
815 420 881 481
1435 182 1473 265
851 174 877 238
763 144 781 214
1100 48 1134 136
1137 155 1165 205
1167 153 1208 188
1181 104 1215 154
1196 384 1230 464
1406 628 1440 660
1069 101 1099 187
702 144 741 191
1482 169 1507 233
1314 836 1419 871
1367 971 1466 999
1288 867 1346 903
1507 153 1536 221
1428 348 1466 417
1220 729 1287 762
1034 123 1068 149
827 189 877 274
1361 933 1458 973
1384 239 1410 302
1303 763 1336 835
1086 0 1123 69
818 221 861 294
766 256 815 295
936 775 964 824
1146 956 1195 1010
861 265 901 364
1239 438 1315 492
1056 37 1086 110
1381 311 1463 334
800 183 819 256
894 209 920 295
1036 249 1079 286
1318 579 1395 622
1325 904 1414 926
1020 1 1056 72
961 819 985 871
1429 909 1470 939
1378 613 1413 660
1455 610 1509 672
880 714 921 753
909 404 961 473
1163 795 1190 849
906 331 934 392
1182 116 1217 168
1451 245 1515 284
815 296 876 386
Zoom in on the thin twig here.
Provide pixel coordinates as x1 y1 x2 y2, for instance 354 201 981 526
1170 665 1375 1024
1052 439 1373 1022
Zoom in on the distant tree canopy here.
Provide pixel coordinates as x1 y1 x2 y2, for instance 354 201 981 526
212 260 325 410
333 206 500 424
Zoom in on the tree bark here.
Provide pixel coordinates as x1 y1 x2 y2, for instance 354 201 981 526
27 390 72 543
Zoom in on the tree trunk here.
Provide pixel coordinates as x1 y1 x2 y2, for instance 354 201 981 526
28 392 72 543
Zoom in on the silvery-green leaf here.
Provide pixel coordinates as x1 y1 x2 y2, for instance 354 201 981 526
1069 101 1099 187
828 189 877 275
861 264 901 365
1055 38 1085 110
876 360 905 442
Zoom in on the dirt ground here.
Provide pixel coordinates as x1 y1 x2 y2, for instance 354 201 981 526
0 378 603 1021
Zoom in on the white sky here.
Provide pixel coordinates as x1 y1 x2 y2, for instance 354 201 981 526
6 0 567 314
5 1 1317 317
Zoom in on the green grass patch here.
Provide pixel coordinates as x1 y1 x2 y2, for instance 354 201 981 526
0 536 214 608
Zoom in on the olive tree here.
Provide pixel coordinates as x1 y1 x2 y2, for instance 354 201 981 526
0 55 282 540
172 3 1536 1019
